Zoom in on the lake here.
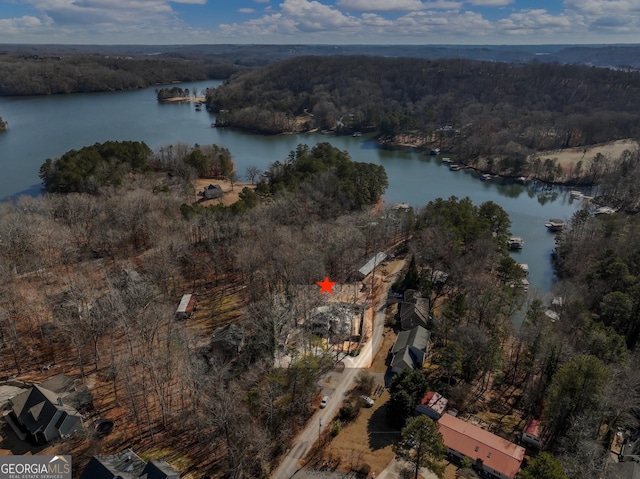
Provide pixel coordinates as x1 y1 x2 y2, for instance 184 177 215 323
0 80 586 296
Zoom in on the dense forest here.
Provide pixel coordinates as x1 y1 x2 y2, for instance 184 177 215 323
4 134 640 478
0 52 237 95
39 141 237 194
379 196 640 479
0 140 393 478
206 56 640 155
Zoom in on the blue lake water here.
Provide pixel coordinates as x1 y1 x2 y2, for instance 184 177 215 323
0 80 586 296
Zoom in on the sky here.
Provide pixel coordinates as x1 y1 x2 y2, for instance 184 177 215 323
0 0 639 45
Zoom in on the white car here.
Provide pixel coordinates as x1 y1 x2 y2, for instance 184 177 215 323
320 395 329 408
360 395 375 407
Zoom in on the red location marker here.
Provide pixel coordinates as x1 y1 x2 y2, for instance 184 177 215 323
317 277 337 294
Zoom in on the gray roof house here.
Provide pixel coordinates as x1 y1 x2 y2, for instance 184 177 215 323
6 385 82 444
210 323 245 360
357 252 387 279
390 325 430 373
203 184 223 200
605 462 640 479
81 448 180 479
399 290 430 330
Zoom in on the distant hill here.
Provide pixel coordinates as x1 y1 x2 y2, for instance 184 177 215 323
205 55 640 154
2 43 640 69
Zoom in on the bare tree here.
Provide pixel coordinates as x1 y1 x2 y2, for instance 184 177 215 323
245 165 260 184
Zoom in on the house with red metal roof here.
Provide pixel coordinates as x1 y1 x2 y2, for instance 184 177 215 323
438 413 525 479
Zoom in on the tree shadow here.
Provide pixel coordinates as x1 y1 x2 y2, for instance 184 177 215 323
367 400 400 451
0 423 47 455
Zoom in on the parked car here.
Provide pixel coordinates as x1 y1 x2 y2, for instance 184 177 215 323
360 395 375 407
320 395 329 408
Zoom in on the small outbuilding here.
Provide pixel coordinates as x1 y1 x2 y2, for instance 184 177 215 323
520 418 543 449
416 391 448 420
174 294 196 320
356 252 387 279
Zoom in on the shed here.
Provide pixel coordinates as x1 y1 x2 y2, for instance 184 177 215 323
520 418 542 449
357 252 387 279
174 294 196 320
416 391 448 420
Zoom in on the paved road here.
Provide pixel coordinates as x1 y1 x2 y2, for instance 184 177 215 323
271 260 406 479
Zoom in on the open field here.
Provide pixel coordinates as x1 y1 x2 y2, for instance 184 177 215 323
192 178 256 206
533 138 639 171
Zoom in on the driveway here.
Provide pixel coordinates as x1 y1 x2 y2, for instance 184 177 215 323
271 260 406 479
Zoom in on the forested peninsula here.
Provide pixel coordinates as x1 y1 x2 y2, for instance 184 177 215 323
0 52 237 95
206 55 640 155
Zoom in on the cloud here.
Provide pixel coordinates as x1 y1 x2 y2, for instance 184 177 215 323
0 15 48 35
280 0 360 30
563 0 640 15
466 0 513 6
336 0 426 11
562 0 640 32
238 8 256 13
497 9 573 34
0 0 217 42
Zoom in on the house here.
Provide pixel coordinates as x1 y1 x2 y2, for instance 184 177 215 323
174 294 196 320
203 184 223 200
416 391 448 420
81 448 180 479
620 429 640 462
356 252 387 279
306 304 357 343
5 385 82 444
438 413 525 479
210 323 245 360
605 462 640 479
399 289 430 330
390 325 430 373
520 418 542 449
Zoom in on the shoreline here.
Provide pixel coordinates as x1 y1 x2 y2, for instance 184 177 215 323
160 96 205 103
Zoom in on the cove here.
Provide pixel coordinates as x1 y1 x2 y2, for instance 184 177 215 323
0 80 585 295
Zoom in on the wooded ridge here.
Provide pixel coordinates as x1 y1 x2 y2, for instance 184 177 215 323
206 55 640 154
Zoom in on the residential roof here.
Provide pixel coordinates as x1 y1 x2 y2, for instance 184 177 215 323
211 323 245 348
390 326 430 371
605 462 640 479
141 459 180 479
358 252 387 277
418 391 448 416
391 326 430 355
175 294 196 314
40 374 75 394
523 418 541 438
438 413 525 479
81 449 147 479
399 300 430 330
10 385 80 436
